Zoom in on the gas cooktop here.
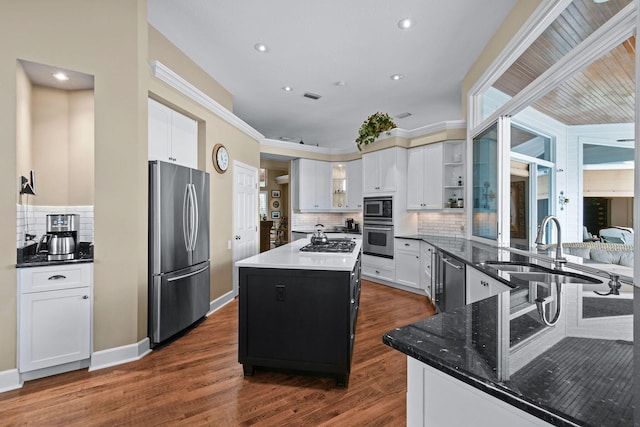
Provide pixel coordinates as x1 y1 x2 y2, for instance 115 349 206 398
299 239 356 253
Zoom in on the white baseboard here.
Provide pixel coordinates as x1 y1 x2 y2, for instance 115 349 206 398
362 275 428 296
0 369 22 393
89 337 151 372
207 290 235 316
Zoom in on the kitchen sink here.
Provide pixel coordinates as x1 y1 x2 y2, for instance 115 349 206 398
480 261 551 273
508 271 603 285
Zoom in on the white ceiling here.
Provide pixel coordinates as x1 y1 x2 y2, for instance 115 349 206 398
147 0 518 150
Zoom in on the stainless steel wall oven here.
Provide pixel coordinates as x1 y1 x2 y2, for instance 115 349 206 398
363 196 394 258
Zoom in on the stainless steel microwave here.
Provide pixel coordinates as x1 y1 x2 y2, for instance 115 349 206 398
363 196 392 221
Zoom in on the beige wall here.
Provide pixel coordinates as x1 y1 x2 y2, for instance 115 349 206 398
29 86 94 206
1 0 148 369
461 0 542 119
16 62 32 205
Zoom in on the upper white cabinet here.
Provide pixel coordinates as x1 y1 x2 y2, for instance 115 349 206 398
407 143 443 210
442 140 465 210
346 159 363 210
148 98 198 169
332 160 363 211
406 140 465 211
294 158 332 211
362 147 404 194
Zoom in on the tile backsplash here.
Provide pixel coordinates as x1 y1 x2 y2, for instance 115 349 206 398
17 204 94 248
291 212 363 231
417 212 466 238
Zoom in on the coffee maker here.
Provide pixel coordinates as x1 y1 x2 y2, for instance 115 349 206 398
37 214 79 261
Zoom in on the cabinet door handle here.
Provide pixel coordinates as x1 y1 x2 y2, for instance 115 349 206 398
404 243 410 247
48 274 66 280
375 270 380 274
82 295 89 299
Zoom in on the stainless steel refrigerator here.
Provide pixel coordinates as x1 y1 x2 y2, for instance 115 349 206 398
149 160 210 347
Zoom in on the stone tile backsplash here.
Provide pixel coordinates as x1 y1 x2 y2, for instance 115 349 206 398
16 204 94 248
291 212 363 231
417 212 465 238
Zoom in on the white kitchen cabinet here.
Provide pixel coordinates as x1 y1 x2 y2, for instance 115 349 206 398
345 159 363 210
295 158 332 211
362 254 395 283
148 98 198 169
407 357 553 427
421 242 435 295
362 147 401 194
407 143 443 210
331 160 363 211
466 267 511 304
442 140 465 210
395 239 421 289
18 263 93 373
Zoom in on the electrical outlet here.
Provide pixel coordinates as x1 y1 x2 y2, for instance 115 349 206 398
276 284 285 302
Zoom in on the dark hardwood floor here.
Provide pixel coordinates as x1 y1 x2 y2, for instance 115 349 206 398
0 280 434 426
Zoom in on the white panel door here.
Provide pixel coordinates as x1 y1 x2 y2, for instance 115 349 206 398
233 161 259 294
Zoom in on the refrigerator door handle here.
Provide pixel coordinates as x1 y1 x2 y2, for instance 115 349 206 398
190 183 199 251
166 264 210 282
183 184 191 252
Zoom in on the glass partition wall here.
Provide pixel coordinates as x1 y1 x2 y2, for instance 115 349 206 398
467 0 636 280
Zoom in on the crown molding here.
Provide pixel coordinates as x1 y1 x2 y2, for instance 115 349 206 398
151 61 467 156
150 60 264 141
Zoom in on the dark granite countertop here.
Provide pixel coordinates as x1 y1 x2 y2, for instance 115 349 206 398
17 242 94 268
387 234 635 426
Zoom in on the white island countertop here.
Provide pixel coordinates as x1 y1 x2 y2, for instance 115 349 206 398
235 238 362 271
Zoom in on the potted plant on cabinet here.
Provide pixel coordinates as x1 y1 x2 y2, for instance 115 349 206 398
355 112 397 151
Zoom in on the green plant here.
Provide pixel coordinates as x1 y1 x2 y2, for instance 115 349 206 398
355 112 397 151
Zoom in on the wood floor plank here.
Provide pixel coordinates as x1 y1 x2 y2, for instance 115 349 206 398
0 280 434 426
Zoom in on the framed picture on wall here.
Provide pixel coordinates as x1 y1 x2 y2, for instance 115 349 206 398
271 200 280 209
271 190 280 198
271 211 281 219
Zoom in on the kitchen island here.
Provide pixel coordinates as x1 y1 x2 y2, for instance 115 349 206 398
386 235 635 426
235 238 362 386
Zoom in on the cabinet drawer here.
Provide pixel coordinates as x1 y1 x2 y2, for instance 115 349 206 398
396 239 420 252
362 265 395 282
19 263 93 293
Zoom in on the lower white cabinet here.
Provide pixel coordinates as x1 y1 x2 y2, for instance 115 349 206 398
466 267 511 304
421 242 435 295
395 239 421 289
362 254 395 283
407 356 552 427
18 263 93 373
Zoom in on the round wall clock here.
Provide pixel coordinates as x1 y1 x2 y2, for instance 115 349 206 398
212 143 229 173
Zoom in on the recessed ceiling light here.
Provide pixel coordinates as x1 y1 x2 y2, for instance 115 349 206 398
397 18 413 30
254 43 269 53
593 0 609 3
282 86 293 92
390 74 404 81
52 72 69 81
334 80 346 87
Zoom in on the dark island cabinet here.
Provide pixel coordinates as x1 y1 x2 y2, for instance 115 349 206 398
238 254 361 386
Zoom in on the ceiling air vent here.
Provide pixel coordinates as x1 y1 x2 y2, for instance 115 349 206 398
303 92 322 100
396 112 412 119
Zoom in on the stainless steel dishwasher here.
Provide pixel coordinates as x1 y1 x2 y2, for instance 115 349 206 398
435 253 466 312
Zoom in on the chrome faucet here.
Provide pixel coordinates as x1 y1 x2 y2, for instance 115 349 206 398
535 215 566 265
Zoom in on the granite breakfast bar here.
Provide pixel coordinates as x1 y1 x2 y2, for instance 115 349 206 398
385 235 635 427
